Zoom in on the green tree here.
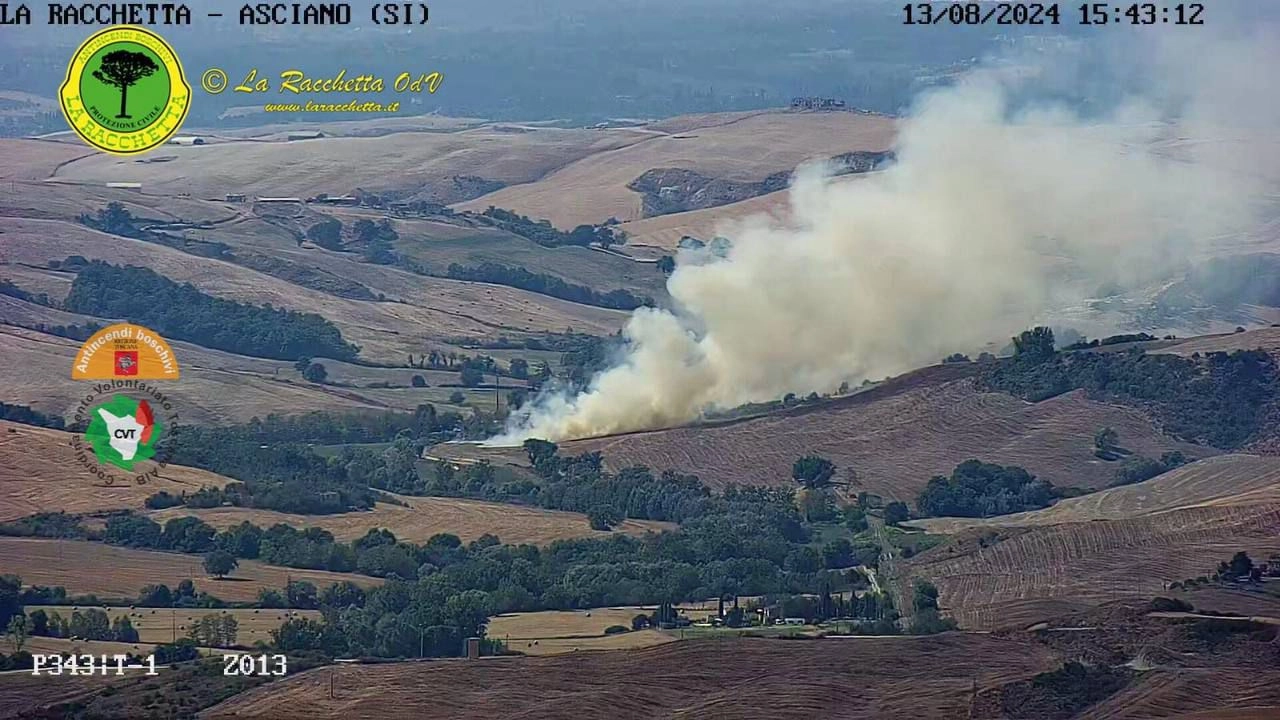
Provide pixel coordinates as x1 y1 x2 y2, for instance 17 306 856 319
0 575 20 630
306 218 344 251
792 455 836 489
508 358 529 379
92 49 159 119
459 366 484 387
1012 326 1056 363
1094 426 1119 452
203 550 239 579
6 615 28 652
884 501 910 526
69 609 111 640
303 362 328 384
286 581 319 609
448 390 466 405
587 505 623 531
111 615 139 643
27 609 48 637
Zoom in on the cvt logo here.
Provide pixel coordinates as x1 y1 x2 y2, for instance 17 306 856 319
59 25 191 155
84 394 164 470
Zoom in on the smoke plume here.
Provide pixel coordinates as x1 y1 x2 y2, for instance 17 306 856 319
493 27 1278 444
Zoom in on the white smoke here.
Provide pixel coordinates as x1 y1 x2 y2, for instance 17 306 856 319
492 28 1278 445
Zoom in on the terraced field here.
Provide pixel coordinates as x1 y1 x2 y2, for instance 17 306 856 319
905 503 1280 630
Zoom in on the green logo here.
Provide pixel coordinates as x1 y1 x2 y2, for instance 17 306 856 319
60 26 191 155
85 394 163 470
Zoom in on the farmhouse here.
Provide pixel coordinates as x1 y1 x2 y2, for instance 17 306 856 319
104 182 141 191
169 136 206 146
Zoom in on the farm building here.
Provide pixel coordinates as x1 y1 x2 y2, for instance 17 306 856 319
169 136 206 146
104 182 141 191
287 131 325 141
225 193 247 203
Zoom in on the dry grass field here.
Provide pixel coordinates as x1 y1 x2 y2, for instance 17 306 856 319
909 455 1280 534
200 634 1056 720
550 371 1206 499
455 110 897 228
0 420 233 523
0 538 380 602
148 496 674 547
33 606 322 647
46 126 647 199
1077 669 1280 720
488 608 648 640
904 503 1280 630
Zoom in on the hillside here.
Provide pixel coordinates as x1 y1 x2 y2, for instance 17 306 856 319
549 371 1207 499
0 419 232 522
200 634 1057 720
0 418 659 546
903 502 1280 630
910 455 1280 533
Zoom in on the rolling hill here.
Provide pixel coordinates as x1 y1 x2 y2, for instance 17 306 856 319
454 110 897 228
542 368 1208 499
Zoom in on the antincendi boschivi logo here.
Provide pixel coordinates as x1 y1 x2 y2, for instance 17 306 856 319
59 25 191 155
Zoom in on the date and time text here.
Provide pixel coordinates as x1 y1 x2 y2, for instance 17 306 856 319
903 3 1205 26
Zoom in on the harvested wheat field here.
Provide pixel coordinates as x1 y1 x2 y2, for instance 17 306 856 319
0 538 380 602
489 607 650 640
0 420 233 522
552 371 1206 498
488 607 681 656
905 503 1280 630
35 606 322 646
455 110 897 228
201 634 1057 720
910 455 1280 534
148 496 674 547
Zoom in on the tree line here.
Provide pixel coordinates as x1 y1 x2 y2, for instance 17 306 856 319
446 262 651 310
983 327 1277 449
63 260 360 362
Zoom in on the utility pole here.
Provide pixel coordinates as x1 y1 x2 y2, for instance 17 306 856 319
494 370 500 414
